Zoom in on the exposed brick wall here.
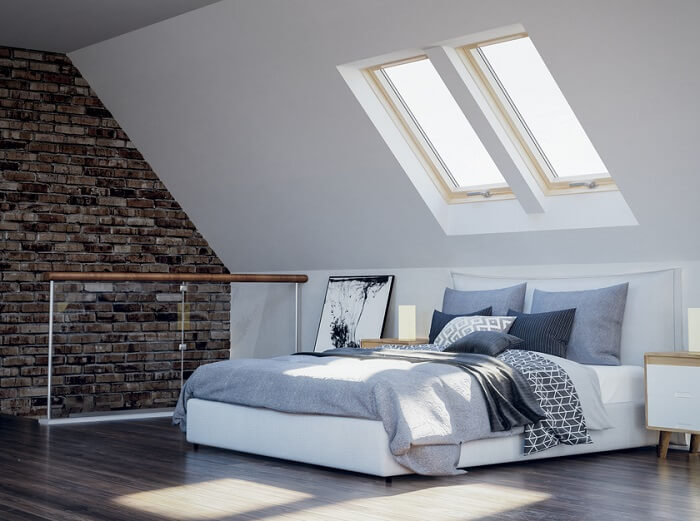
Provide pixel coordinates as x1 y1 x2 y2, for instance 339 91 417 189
0 46 231 418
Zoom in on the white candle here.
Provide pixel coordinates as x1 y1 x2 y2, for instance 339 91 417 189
398 305 417 341
688 308 700 352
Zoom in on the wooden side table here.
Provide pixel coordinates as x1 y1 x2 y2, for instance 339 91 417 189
644 352 700 458
360 338 429 349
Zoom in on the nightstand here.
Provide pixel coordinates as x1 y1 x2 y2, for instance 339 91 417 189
359 338 429 349
644 352 700 458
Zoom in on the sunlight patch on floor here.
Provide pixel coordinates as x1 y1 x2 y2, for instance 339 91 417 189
114 478 550 521
299 482 552 521
113 478 312 520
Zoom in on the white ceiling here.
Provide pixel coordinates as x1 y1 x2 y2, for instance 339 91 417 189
68 0 700 271
0 0 221 52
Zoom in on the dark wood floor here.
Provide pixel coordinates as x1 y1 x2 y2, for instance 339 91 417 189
1 415 698 521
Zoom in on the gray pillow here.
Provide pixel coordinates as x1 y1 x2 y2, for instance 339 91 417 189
444 331 524 356
442 283 526 316
530 283 629 365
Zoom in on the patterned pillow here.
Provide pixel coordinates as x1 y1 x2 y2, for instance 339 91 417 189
434 316 516 346
428 307 492 344
507 308 576 358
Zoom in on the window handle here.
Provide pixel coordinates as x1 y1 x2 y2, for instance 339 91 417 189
466 190 492 198
568 181 598 189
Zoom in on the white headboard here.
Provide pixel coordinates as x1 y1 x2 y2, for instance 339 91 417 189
451 268 681 366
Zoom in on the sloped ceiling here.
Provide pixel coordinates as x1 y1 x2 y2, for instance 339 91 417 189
69 0 700 271
0 0 222 52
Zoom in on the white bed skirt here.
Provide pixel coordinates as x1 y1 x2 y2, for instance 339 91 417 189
186 399 657 477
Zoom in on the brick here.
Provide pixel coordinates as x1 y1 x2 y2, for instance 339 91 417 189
0 44 230 419
85 106 112 118
0 140 27 149
1 161 20 170
2 356 35 366
14 50 44 61
1 377 32 387
54 124 85 135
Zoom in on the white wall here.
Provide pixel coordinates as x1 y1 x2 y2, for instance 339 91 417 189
231 261 700 359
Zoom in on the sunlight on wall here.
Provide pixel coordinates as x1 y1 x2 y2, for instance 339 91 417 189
114 479 550 520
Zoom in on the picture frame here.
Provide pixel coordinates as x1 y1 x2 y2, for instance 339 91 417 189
314 275 394 351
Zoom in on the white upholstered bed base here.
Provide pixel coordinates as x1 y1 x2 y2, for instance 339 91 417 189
186 399 657 477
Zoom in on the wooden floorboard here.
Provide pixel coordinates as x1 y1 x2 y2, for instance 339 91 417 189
0 414 698 520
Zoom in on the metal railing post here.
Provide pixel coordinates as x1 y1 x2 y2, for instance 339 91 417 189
179 282 187 389
46 280 54 422
295 282 300 353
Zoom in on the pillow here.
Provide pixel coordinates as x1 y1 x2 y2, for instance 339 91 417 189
442 283 526 316
434 315 516 346
530 283 628 366
507 308 576 358
444 331 524 356
428 307 492 344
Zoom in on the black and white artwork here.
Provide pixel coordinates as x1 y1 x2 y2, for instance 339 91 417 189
314 275 394 351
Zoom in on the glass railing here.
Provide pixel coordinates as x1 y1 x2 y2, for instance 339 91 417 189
42 272 306 423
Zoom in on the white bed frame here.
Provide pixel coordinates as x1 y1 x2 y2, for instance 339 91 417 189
186 269 680 477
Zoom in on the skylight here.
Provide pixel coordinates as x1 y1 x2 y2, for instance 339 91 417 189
356 29 617 204
381 58 505 190
338 26 635 234
367 57 511 201
462 34 614 191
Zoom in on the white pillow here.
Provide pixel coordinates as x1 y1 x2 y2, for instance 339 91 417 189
434 316 516 347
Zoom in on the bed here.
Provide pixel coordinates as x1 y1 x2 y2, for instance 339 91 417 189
179 269 680 477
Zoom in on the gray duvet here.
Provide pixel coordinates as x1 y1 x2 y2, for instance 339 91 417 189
174 351 508 475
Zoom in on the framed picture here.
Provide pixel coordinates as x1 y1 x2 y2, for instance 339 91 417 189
314 275 394 351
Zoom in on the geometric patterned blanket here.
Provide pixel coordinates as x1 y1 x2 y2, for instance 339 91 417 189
498 349 592 455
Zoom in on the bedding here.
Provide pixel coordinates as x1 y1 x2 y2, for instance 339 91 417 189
589 364 644 404
428 307 492 343
174 347 605 475
444 331 524 356
537 353 612 431
507 308 576 357
501 350 591 453
530 283 629 365
433 315 516 346
442 283 526 316
304 349 545 433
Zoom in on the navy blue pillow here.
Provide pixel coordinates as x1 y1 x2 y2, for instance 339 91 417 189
428 307 492 344
507 308 576 358
444 331 524 356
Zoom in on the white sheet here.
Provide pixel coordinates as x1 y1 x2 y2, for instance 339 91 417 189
589 365 645 404
539 353 613 430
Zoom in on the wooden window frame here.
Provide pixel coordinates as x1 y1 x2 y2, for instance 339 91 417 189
457 33 617 196
363 56 514 204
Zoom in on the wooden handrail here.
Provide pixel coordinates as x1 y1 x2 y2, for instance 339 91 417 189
43 272 308 283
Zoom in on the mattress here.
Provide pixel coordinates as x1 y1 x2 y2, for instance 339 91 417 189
589 364 645 404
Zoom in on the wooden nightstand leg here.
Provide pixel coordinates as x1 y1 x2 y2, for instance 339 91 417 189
690 434 700 454
657 431 672 458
